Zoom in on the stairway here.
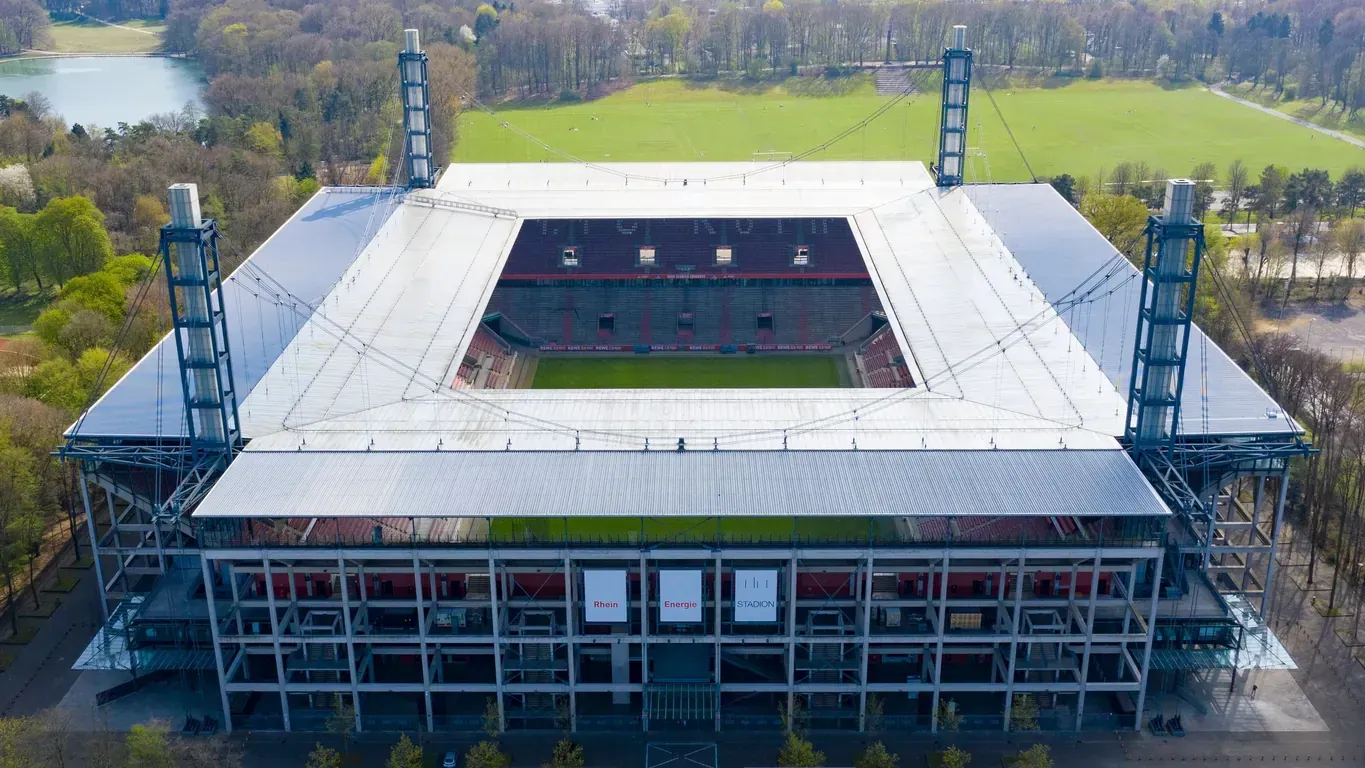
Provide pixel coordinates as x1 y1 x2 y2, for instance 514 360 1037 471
522 642 555 711
809 644 842 709
875 67 914 96
308 643 342 709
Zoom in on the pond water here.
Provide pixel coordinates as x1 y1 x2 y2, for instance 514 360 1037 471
0 56 206 129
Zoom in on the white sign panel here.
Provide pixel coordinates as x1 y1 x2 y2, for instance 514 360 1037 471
734 569 779 623
659 570 702 623
583 570 628 623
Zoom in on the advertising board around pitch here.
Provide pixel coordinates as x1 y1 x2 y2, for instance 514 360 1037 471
583 569 628 623
735 568 778 623
659 569 702 623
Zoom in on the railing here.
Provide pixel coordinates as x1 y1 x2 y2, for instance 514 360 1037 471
200 516 1165 551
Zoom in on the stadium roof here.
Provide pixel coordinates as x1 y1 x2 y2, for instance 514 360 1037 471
68 161 1294 520
191 449 1172 519
69 187 403 440
966 185 1296 437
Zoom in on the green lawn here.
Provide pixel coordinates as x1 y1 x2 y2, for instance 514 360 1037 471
47 18 164 54
491 515 885 546
455 77 1365 181
0 285 54 333
530 355 841 389
1228 82 1365 143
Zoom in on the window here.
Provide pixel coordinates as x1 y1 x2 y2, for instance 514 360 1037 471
792 245 810 267
715 245 733 266
598 314 615 332
638 246 656 266
560 246 579 267
756 313 774 332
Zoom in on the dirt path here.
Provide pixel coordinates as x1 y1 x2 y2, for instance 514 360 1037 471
1209 83 1365 151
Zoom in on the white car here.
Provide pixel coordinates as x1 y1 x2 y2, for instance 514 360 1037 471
443 751 458 768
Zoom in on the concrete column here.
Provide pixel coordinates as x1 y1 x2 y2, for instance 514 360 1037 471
200 555 234 733
1245 476 1266 593
228 564 243 635
1001 553 1025 732
858 555 873 732
488 556 505 732
413 554 433 732
263 556 291 731
1133 553 1164 730
337 556 362 733
785 557 798 732
564 555 577 733
1263 472 1290 618
1074 553 1103 730
930 552 950 733
77 471 109 622
713 553 722 733
640 554 649 732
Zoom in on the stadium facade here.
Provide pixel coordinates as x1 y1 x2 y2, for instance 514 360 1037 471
65 30 1305 736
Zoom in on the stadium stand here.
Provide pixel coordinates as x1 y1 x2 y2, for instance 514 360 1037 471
855 324 914 388
502 218 868 279
485 285 879 347
452 323 518 389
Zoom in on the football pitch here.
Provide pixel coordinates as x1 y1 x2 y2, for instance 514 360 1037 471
456 77 1365 181
530 355 842 389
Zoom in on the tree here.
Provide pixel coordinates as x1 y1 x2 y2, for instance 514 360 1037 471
306 743 342 768
1080 193 1149 264
385 734 423 768
1048 175 1076 205
34 196 112 287
325 700 355 757
0 208 41 292
1253 165 1289 220
939 746 971 768
1337 168 1365 218
0 715 39 768
34 708 74 768
1337 219 1365 291
854 741 898 768
1190 162 1217 217
465 740 511 768
482 696 503 739
1008 693 1039 732
474 4 498 42
124 721 175 768
1284 169 1334 214
59 272 125 324
0 166 34 210
130 195 166 254
542 738 584 768
776 732 825 767
1012 744 1053 768
0 432 36 635
864 693 885 737
1223 160 1249 223
935 698 962 733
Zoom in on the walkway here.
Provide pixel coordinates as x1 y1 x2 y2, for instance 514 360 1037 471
1209 83 1365 151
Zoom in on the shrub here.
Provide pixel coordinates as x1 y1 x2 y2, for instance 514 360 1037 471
776 732 825 767
558 88 582 103
854 741 898 768
466 740 511 768
543 738 584 768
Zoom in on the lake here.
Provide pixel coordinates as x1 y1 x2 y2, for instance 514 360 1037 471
0 56 205 129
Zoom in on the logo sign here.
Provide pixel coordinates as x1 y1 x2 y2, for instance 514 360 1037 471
583 570 627 623
734 569 778 623
659 570 702 623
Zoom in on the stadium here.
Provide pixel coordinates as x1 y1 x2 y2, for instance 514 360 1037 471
63 28 1306 738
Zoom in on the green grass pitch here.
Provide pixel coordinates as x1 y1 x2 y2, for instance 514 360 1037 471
490 515 891 545
530 355 841 389
456 78 1365 181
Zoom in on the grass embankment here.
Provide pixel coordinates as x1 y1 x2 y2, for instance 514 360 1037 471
1227 81 1365 144
456 77 1365 180
46 17 164 54
530 355 842 389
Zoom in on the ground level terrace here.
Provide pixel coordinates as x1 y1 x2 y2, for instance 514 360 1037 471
191 541 1171 735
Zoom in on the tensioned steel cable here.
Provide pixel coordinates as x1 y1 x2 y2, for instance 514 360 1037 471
977 76 1037 183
